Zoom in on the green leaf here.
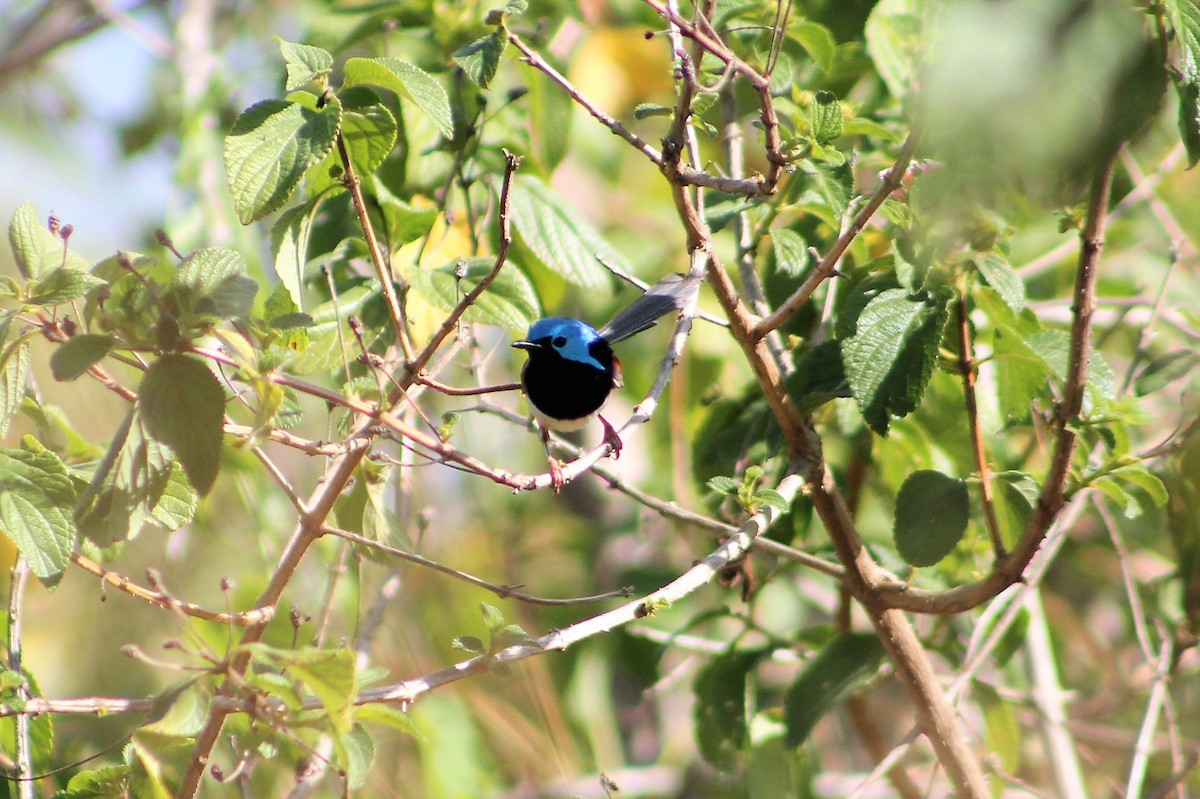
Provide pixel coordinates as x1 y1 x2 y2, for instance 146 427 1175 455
50 334 115 382
1108 464 1169 517
694 651 762 771
977 683 1021 776
0 336 30 438
377 191 439 249
354 704 419 737
707 476 739 495
343 57 454 139
409 256 539 329
770 228 809 277
992 327 1050 421
306 87 397 196
755 489 789 511
277 39 333 91
507 175 626 289
173 247 258 320
1175 80 1200 169
1135 350 1200 395
842 288 948 434
75 410 174 547
809 91 843 144
864 0 926 100
140 681 211 738
8 201 87 280
0 446 76 586
270 198 320 310
453 31 508 89
786 340 851 413
339 724 375 789
28 266 105 306
138 355 225 496
149 462 199 532
56 764 132 798
790 20 837 72
272 646 356 734
993 471 1037 551
480 602 505 633
1168 0 1200 84
974 252 1025 311
633 103 672 120
796 158 852 219
785 632 886 747
224 96 343 224
527 65 573 172
893 469 969 567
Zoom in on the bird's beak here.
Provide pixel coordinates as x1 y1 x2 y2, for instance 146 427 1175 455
512 340 539 351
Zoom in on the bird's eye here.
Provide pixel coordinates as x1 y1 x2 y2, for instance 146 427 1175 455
552 336 567 348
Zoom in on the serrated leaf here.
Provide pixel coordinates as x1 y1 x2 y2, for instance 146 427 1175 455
307 87 397 197
377 192 439 249
754 489 789 511
452 635 484 653
634 103 672 120
8 201 87 280
707 476 739 495
796 158 852 219
1135 349 1200 395
354 704 420 737
278 647 357 734
480 602 505 632
453 31 507 89
1168 0 1200 83
343 57 454 139
270 199 319 311
50 334 114 382
893 470 969 567
277 39 333 91
339 724 375 789
1109 464 1169 515
694 651 762 771
974 252 1025 311
770 228 809 277
409 256 539 329
790 20 837 72
75 410 174 546
140 681 211 738
842 288 948 434
149 462 199 532
139 355 225 496
1175 80 1200 169
809 91 843 144
785 633 886 746
786 339 851 413
28 266 105 306
507 175 625 288
992 327 1049 421
0 337 30 438
173 247 258 320
0 447 76 586
224 97 343 224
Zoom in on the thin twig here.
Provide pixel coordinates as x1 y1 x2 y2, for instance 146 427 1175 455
7 556 34 799
754 128 921 340
956 292 1005 556
323 525 633 606
70 554 272 627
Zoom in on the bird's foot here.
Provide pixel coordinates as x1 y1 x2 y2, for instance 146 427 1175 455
547 456 566 492
600 416 623 459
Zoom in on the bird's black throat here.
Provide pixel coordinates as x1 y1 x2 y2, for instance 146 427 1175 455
521 338 616 422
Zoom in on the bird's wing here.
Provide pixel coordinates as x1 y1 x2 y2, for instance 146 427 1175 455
596 273 701 344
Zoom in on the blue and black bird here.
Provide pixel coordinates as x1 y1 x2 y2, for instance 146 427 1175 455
513 274 700 487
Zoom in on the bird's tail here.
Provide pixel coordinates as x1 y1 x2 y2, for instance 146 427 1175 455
596 273 702 344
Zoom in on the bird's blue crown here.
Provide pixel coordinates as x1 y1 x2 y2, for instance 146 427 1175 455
524 317 605 370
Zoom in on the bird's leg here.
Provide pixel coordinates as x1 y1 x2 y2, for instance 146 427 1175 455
541 426 566 492
599 415 623 459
